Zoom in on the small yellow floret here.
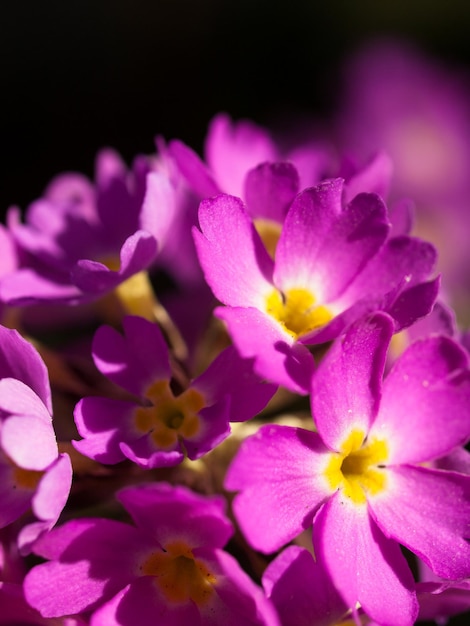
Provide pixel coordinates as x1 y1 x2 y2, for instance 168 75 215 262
265 287 332 338
134 381 205 449
324 429 388 505
141 541 216 605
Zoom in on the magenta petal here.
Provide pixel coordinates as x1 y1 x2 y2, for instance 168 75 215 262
225 425 331 553
117 483 233 549
296 192 389 301
139 171 178 245
370 335 470 463
31 453 72 522
312 313 394 451
74 397 137 464
91 578 200 626
0 326 52 412
0 268 83 305
262 546 348 626
24 518 151 617
273 180 343 293
169 139 220 198
244 162 299 222
343 151 393 204
120 437 183 469
205 113 278 198
19 456 72 555
92 316 171 396
369 465 470 579
387 275 440 330
192 346 277 422
183 399 231 460
71 231 157 294
216 306 314 393
334 235 437 311
202 548 280 626
314 494 418 626
194 194 274 307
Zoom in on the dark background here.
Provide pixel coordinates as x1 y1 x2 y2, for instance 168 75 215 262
1 2 470 624
2 0 470 212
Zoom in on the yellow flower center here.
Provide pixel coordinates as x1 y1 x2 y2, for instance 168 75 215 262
99 256 157 321
324 429 388 505
141 541 217 605
265 287 332 339
134 380 204 448
253 218 282 259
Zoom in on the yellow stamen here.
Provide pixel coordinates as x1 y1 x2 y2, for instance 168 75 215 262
134 381 205 449
324 429 388 505
141 541 217 605
266 287 332 338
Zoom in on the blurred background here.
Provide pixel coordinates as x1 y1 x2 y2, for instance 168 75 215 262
2 0 470 211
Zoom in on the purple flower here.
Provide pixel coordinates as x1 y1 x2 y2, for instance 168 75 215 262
24 483 280 626
0 149 175 308
225 312 470 625
73 316 276 468
0 325 72 553
194 177 438 392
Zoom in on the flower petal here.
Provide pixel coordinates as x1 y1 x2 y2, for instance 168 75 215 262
244 162 299 222
216 306 314 393
194 194 274 307
312 312 394 451
370 335 470 463
369 465 470 580
92 316 171 397
225 425 331 553
314 493 418 626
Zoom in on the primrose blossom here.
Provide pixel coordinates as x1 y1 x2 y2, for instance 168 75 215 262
225 312 470 625
0 149 175 312
24 483 280 626
73 315 276 468
194 176 438 392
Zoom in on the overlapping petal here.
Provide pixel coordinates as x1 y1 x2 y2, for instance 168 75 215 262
225 425 331 553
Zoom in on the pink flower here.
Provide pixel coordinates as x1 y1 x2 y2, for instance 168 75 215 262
194 178 438 392
225 313 470 625
24 483 279 626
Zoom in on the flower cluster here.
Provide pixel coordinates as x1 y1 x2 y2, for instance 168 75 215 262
1 42 470 626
